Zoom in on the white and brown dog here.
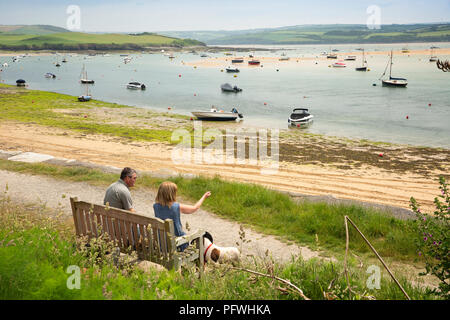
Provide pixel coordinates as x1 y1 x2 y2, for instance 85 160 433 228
203 233 240 264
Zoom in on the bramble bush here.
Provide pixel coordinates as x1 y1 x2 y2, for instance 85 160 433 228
410 176 449 299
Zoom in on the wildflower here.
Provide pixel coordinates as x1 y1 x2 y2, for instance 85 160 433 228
423 217 426 221
418 252 422 256
424 237 428 242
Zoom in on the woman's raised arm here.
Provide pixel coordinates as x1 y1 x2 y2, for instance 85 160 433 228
180 191 211 214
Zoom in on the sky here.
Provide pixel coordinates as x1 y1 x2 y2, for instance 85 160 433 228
0 0 449 32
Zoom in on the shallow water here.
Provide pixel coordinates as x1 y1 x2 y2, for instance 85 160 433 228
1 42 449 149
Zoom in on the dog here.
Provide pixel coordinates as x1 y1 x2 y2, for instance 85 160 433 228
203 234 240 264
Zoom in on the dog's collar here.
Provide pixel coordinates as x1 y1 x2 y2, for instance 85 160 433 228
204 243 214 263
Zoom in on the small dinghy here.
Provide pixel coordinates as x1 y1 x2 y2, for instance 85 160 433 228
127 82 146 90
191 107 243 121
288 108 314 128
332 62 346 68
231 58 244 63
221 83 242 92
45 72 56 78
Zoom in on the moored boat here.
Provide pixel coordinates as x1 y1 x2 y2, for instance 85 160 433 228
226 66 240 73
288 108 314 127
355 49 368 72
332 62 346 68
231 58 244 63
248 60 260 65
45 72 56 78
381 51 408 87
191 107 243 121
80 64 95 84
221 83 242 92
126 82 146 90
16 79 26 87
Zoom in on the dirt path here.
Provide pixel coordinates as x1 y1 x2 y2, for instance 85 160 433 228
0 122 445 214
0 169 321 262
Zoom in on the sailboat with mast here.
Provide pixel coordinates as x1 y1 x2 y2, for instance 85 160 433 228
78 83 92 102
429 47 438 62
355 49 368 71
380 51 408 87
80 64 95 84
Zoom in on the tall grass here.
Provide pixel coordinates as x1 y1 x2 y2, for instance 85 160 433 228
0 196 437 300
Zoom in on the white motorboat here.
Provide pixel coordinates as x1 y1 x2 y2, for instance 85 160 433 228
226 66 240 72
288 108 314 127
191 107 243 121
127 82 146 90
345 55 357 61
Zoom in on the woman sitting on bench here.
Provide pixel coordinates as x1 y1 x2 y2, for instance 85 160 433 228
153 181 211 252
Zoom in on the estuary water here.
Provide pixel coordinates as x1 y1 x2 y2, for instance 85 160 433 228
1 42 449 149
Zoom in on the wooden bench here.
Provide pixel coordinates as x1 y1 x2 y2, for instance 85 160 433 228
70 197 206 272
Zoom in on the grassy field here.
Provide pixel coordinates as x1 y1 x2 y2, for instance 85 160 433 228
0 84 180 143
0 185 438 300
0 31 205 50
170 23 450 45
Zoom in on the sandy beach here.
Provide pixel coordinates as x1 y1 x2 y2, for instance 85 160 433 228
0 115 448 214
185 48 450 69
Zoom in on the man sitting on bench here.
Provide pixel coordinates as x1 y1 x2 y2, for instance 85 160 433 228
104 167 137 212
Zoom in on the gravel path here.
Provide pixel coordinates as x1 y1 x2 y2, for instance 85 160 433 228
0 169 322 262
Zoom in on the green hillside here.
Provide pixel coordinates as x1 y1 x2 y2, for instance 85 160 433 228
0 24 70 35
162 23 450 45
0 29 205 50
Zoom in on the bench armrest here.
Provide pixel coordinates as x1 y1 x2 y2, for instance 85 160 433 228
175 229 206 247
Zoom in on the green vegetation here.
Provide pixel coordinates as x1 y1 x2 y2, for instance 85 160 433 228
163 23 450 45
0 84 179 143
0 24 70 35
0 192 437 300
0 158 421 263
0 27 205 51
410 176 449 299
